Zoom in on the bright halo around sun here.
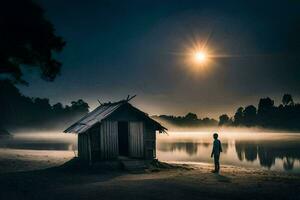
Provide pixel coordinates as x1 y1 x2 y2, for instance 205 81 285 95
194 51 206 63
174 34 234 75
188 47 211 68
180 42 216 75
181 39 212 69
172 35 222 75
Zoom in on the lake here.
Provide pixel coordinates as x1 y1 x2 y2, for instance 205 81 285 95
157 131 300 172
1 131 300 172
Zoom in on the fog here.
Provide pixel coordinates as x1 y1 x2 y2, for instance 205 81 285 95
0 131 77 151
157 130 300 172
2 128 300 171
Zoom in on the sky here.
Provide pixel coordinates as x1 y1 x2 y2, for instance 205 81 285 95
19 0 300 118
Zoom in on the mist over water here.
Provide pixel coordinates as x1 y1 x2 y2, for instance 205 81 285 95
1 129 300 172
157 130 300 172
0 131 77 151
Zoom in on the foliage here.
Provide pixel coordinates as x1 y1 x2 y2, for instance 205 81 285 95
0 0 65 84
282 94 294 106
0 80 89 130
233 107 244 126
155 113 218 127
219 94 300 130
219 114 232 126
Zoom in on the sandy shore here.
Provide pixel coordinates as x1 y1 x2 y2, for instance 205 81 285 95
0 148 74 173
0 148 300 200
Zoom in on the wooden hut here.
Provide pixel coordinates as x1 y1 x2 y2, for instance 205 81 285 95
64 98 166 164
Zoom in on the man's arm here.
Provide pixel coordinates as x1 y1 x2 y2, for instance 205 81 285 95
219 141 223 152
211 142 215 157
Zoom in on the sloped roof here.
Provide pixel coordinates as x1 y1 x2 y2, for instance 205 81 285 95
64 100 167 134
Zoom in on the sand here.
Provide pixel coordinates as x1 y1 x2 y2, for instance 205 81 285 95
0 148 300 200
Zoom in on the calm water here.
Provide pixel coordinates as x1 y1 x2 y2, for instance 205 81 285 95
156 131 300 172
1 131 300 172
0 133 77 151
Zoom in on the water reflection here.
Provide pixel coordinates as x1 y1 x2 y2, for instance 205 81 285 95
235 140 300 170
159 142 228 156
0 133 77 151
1 131 300 171
0 141 76 151
157 132 300 172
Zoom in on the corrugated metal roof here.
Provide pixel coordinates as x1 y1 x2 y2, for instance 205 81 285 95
64 101 124 134
64 100 167 134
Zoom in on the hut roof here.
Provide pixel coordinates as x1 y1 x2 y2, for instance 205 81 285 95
64 100 167 134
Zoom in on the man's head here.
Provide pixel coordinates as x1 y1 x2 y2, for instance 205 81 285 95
213 133 218 139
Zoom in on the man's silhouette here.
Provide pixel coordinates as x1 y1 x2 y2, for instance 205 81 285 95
211 133 222 173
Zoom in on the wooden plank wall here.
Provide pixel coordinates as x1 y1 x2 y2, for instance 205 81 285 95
90 127 101 162
129 122 144 158
78 133 91 161
144 125 156 159
79 121 155 161
100 121 118 160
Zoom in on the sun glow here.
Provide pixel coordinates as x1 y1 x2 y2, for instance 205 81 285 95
171 34 224 75
194 51 206 63
184 40 212 68
189 47 211 68
171 33 238 76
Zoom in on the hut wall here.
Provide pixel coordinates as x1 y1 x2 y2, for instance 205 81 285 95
144 125 156 159
129 122 144 158
89 125 101 162
100 121 118 160
78 132 91 161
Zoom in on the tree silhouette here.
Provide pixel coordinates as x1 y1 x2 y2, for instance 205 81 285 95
53 103 64 115
243 105 257 127
233 107 244 126
257 97 275 127
258 97 274 114
0 0 65 84
0 80 89 130
219 114 231 126
71 100 90 115
219 94 300 130
282 94 294 106
185 113 198 121
155 113 217 127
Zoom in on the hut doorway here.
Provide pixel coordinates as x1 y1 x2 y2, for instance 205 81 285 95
118 121 129 157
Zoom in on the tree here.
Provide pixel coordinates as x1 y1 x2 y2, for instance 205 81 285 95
233 107 244 126
52 103 64 113
257 97 275 127
243 105 257 126
184 113 198 121
219 114 231 126
282 94 294 106
0 0 65 84
258 97 274 115
71 99 90 114
0 81 89 130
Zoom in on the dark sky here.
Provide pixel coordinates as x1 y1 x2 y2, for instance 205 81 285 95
19 0 300 118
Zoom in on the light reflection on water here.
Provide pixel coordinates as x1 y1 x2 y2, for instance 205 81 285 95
0 132 77 151
1 131 300 172
156 131 300 172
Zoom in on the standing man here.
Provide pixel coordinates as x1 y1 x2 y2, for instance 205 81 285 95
211 133 222 173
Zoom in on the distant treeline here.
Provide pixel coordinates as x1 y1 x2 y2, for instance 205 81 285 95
219 94 300 130
2 79 300 132
152 113 218 127
154 94 300 131
0 80 89 131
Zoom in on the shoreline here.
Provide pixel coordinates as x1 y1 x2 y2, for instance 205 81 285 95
0 147 299 174
1 148 300 200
